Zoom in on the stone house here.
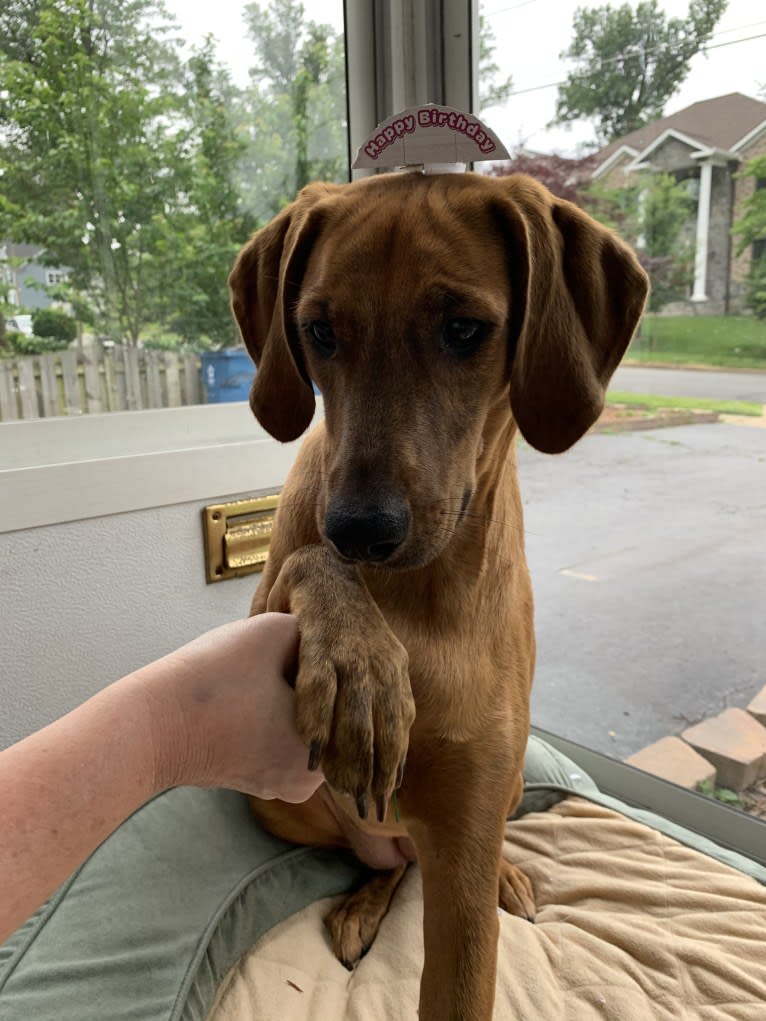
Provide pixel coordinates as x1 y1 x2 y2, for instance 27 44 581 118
592 92 766 314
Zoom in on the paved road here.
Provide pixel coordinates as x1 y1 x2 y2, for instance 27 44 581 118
519 421 766 760
610 365 766 404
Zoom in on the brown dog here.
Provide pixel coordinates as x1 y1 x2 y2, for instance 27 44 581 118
229 171 648 1021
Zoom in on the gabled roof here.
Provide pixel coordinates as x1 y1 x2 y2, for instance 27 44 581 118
594 92 766 170
592 144 639 180
1 242 43 261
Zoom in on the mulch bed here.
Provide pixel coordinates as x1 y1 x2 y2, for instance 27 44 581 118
591 405 719 433
740 780 766 821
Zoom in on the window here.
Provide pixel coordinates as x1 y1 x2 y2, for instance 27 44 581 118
3 0 764 838
44 271 69 286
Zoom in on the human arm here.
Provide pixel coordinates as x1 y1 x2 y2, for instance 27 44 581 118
0 612 321 944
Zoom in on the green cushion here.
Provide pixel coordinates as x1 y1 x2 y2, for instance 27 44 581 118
0 787 367 1021
1 737 763 1019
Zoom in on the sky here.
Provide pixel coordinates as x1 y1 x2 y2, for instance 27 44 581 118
166 0 766 156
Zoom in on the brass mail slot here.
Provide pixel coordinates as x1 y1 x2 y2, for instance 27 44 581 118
202 494 280 583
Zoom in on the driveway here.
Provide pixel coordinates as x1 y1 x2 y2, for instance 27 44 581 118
520 420 766 760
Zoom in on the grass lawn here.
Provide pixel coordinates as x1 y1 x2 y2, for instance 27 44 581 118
607 391 763 417
627 316 766 369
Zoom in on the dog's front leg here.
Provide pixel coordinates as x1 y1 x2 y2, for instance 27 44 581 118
266 544 415 818
402 737 519 1021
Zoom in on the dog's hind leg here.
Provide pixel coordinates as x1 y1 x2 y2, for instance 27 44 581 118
325 864 407 969
499 771 536 920
498 856 535 921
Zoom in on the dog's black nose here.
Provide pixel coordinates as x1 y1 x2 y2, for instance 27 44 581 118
325 498 411 563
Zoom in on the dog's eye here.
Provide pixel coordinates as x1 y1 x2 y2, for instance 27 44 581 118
442 318 484 356
306 320 337 358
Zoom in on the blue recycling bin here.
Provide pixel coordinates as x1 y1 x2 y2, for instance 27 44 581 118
200 349 255 403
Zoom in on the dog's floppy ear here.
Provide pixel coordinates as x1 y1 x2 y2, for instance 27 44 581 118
493 174 649 454
228 183 336 442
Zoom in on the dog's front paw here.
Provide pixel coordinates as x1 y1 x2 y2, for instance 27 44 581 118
267 545 415 821
297 615 414 821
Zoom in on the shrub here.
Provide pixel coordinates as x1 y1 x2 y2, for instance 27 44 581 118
733 155 766 319
11 331 71 354
586 172 694 312
746 258 766 320
32 308 77 344
1 330 25 354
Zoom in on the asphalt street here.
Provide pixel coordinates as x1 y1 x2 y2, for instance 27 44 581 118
610 364 766 404
520 419 766 760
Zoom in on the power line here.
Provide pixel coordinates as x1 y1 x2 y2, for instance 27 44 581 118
706 29 766 52
505 30 766 99
482 1 537 16
706 19 766 39
484 2 765 45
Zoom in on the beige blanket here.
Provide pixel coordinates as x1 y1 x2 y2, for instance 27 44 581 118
207 797 766 1020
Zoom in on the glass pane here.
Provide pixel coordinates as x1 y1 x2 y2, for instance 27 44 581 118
0 0 347 420
479 0 766 811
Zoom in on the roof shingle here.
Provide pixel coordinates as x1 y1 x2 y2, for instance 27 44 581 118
595 92 766 165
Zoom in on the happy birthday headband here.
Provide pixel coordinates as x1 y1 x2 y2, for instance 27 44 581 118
351 103 509 175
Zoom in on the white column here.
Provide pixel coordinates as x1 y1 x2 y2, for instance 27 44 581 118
691 160 713 301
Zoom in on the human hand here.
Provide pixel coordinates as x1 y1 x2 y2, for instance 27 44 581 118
0 613 324 943
143 613 324 803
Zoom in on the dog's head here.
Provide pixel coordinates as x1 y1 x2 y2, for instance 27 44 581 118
229 173 648 569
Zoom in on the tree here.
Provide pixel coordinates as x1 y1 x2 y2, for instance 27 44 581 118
0 0 188 342
733 156 766 318
237 0 346 225
479 15 513 115
553 0 727 145
489 152 596 206
142 39 254 345
0 1 253 346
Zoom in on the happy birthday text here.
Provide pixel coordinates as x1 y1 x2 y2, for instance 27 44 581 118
363 107 497 160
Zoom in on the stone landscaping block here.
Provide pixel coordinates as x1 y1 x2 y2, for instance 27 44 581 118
625 736 716 790
747 684 766 727
681 708 766 791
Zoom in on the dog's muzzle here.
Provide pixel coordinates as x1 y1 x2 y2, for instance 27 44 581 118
325 496 411 564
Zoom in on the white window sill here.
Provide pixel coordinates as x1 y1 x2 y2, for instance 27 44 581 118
0 402 317 533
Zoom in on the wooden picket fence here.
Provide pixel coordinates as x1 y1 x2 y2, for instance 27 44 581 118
0 346 202 421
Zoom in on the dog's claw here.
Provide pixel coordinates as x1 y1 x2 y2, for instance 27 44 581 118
308 741 323 772
356 792 369 820
396 757 406 789
376 794 387 823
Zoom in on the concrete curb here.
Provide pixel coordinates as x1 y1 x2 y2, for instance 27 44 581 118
624 684 766 793
591 409 719 434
